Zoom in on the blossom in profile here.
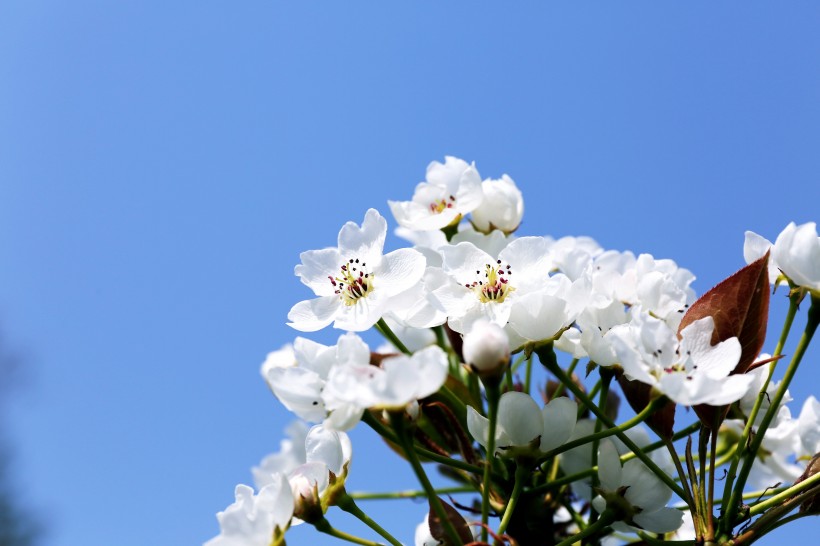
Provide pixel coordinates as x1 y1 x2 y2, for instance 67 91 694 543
471 174 524 234
592 440 683 534
610 311 753 406
745 222 820 293
205 474 294 546
388 156 483 231
288 208 426 332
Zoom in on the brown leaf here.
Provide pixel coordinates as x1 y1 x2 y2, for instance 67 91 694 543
678 252 770 429
428 498 475 546
617 373 675 439
677 252 770 374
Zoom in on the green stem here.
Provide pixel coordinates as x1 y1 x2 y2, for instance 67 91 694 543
747 471 820 517
349 486 475 501
665 439 696 513
537 345 689 500
524 354 534 395
719 293 800 534
554 510 615 546
497 463 528 535
314 517 383 546
375 318 411 355
480 381 501 542
388 412 464 546
725 296 819 531
337 494 404 546
551 358 579 399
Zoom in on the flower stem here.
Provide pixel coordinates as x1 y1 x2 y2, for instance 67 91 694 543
349 486 475 500
537 344 688 500
337 494 404 546
314 517 384 546
724 295 819 532
524 354 533 395
388 412 464 546
480 381 501 542
746 470 820 517
719 292 800 534
375 318 411 355
497 463 528 535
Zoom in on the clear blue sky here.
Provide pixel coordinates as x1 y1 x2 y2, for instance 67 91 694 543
1 3 819 545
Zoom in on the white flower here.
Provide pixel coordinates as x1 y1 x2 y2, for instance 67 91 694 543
592 440 683 534
797 396 820 457
253 421 310 489
389 156 483 231
462 320 510 375
288 208 426 332
205 475 294 546
262 333 370 429
466 392 576 457
434 237 554 334
471 174 524 234
610 311 754 406
745 222 820 293
324 346 449 411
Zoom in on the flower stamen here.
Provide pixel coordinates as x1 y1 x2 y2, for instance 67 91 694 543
330 258 373 306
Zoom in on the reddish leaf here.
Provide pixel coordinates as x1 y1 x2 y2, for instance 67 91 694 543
428 498 475 546
678 253 770 428
677 252 770 375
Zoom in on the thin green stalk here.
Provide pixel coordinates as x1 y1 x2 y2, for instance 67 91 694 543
524 354 533 395
719 293 800 533
725 296 819 531
747 471 820 517
314 517 384 546
588 372 612 531
665 439 696 513
551 358 579 399
537 345 689 500
388 412 464 546
337 494 404 546
497 463 528 535
480 381 501 542
375 318 411 355
349 486 475 501
554 510 615 546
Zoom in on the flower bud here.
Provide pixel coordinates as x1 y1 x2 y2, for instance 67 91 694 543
471 175 524 234
462 321 510 378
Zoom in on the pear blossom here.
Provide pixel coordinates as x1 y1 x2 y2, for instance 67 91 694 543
471 174 524 234
745 222 820 293
388 156 483 231
323 345 449 411
205 475 294 546
592 440 683 534
262 333 370 430
467 392 576 457
433 236 554 334
288 208 426 332
609 311 754 406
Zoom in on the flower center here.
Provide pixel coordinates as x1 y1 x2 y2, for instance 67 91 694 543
465 260 515 303
328 258 373 306
429 194 456 214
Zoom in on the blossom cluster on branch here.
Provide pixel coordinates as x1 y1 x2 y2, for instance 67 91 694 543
207 157 820 546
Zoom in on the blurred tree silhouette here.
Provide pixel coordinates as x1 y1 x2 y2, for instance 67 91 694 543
0 329 41 546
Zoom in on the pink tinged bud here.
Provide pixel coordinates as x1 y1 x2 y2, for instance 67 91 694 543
462 321 510 377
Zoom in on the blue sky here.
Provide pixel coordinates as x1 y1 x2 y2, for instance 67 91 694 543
1 3 819 545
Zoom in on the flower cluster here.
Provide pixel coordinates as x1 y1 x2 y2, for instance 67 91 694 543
208 157 820 546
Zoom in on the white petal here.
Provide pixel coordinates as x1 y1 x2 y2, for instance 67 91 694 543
633 507 683 533
597 440 622 491
467 405 490 448
496 392 543 448
744 231 778 284
295 247 342 297
540 397 577 452
622 459 672 509
305 425 346 475
257 474 295 531
337 208 387 264
287 296 339 332
376 248 427 297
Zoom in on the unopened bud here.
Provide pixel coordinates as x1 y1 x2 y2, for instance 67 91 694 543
462 321 510 378
471 175 524 234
